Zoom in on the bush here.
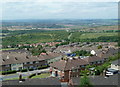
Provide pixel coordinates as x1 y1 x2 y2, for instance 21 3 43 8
2 70 17 75
80 75 93 87
97 45 102 49
21 69 27 72
95 70 100 75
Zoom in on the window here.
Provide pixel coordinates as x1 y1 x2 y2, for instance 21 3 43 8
30 62 33 64
12 67 16 70
33 61 37 64
5 69 9 71
24 62 27 64
27 62 30 64
5 65 10 67
36 61 39 63
24 67 28 69
29 66 33 68
90 62 93 64
98 61 100 64
11 64 16 66
81 65 85 68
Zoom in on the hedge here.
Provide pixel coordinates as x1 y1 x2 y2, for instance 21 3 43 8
38 65 49 70
21 69 27 72
29 68 34 71
2 70 17 75
28 73 36 78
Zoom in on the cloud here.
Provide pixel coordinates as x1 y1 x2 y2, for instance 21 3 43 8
1 2 118 20
1 0 119 3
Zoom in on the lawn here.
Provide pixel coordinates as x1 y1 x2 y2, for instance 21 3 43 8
31 73 50 79
0 48 18 51
3 76 27 81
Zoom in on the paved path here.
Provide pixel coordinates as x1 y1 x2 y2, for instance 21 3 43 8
1 68 50 81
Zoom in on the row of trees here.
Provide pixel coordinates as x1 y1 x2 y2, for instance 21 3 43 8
70 36 119 42
55 42 69 47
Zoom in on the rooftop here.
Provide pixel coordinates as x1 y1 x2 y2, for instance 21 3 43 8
50 58 88 71
2 77 61 86
71 74 119 86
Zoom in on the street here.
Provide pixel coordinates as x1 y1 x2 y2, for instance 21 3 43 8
0 68 50 81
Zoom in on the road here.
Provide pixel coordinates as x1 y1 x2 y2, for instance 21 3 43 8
0 68 50 81
68 33 72 39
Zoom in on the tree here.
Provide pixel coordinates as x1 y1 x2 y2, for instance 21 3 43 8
97 45 102 49
80 75 93 87
95 69 100 75
80 69 90 76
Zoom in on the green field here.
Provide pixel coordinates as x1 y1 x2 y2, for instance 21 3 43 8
2 28 119 48
70 32 118 39
80 32 118 39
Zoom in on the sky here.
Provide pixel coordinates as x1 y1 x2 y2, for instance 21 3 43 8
1 0 118 20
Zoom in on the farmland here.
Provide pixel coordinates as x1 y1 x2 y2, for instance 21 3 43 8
1 19 119 48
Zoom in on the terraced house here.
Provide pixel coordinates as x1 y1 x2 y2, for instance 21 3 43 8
1 50 63 72
1 52 46 71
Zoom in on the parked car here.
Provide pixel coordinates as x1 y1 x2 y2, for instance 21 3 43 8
106 71 113 76
106 68 119 76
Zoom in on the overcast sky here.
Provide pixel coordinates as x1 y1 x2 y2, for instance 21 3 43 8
1 0 118 20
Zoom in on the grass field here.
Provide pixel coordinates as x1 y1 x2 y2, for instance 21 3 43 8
80 32 118 39
71 32 118 39
31 73 50 79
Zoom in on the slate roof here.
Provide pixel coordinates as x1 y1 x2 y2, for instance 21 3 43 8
2 77 61 86
2 49 29 53
54 46 81 53
1 52 63 66
82 56 103 63
39 52 64 60
97 48 118 59
50 58 88 71
71 74 119 86
112 59 120 66
1 52 44 65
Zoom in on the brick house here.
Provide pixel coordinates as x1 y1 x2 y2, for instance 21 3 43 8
50 58 88 82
